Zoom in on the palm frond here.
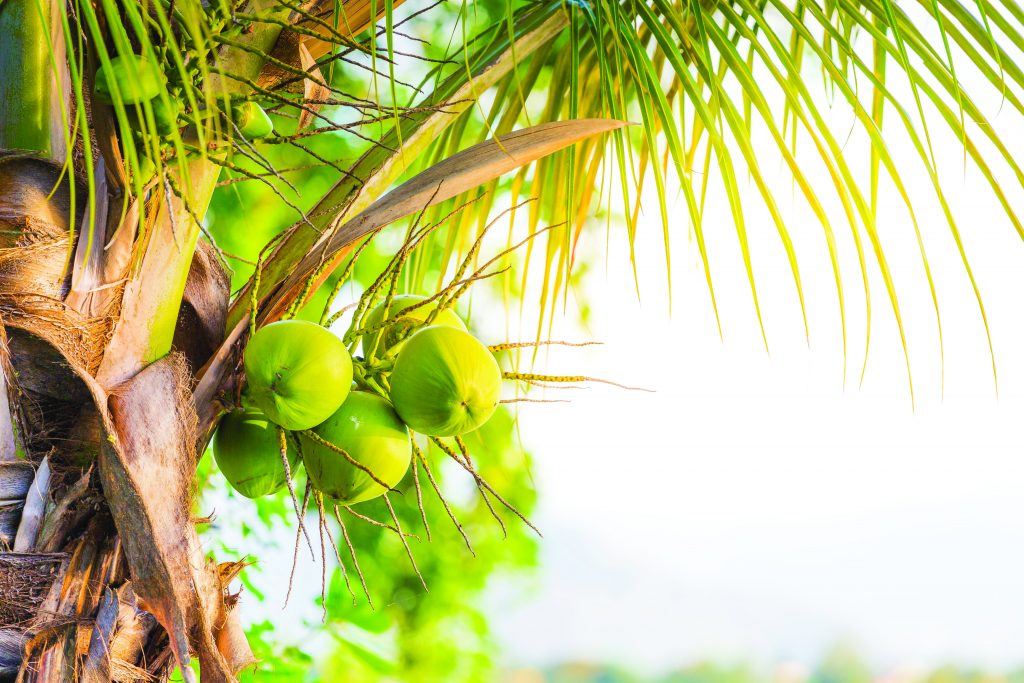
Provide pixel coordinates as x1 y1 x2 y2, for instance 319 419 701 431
369 0 1022 391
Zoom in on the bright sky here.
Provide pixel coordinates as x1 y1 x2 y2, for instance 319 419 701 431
484 67 1024 675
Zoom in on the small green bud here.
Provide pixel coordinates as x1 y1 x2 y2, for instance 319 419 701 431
231 101 274 139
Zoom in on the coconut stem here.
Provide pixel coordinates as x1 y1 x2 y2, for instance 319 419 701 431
341 505 417 540
285 478 314 607
457 435 508 538
319 494 356 605
278 426 313 556
316 493 328 622
410 453 431 542
431 436 541 537
319 237 372 326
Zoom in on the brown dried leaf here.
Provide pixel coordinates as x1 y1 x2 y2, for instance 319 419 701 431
297 42 329 132
12 456 50 551
264 119 628 321
0 627 27 677
80 586 118 683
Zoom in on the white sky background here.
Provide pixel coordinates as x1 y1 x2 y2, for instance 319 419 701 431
482 26 1024 675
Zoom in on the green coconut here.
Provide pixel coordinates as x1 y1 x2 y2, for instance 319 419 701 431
244 320 353 431
151 97 181 136
388 326 501 436
361 294 466 360
127 96 180 138
129 153 157 187
232 102 274 139
94 55 163 105
300 392 411 505
212 408 299 499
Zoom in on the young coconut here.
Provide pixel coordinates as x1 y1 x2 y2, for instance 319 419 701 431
300 392 411 505
126 96 181 138
212 408 299 499
232 101 274 139
94 55 163 104
361 294 466 360
244 320 353 431
388 326 501 436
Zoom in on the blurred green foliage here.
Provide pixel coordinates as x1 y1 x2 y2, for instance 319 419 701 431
195 403 537 682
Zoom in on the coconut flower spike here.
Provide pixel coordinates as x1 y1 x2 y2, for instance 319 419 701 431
384 492 427 591
488 340 602 352
503 372 653 393
413 440 473 555
333 506 373 609
279 425 314 556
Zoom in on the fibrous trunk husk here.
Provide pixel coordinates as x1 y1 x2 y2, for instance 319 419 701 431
0 153 246 681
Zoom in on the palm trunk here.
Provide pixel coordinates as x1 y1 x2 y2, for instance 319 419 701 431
0 156 188 682
0 2 275 680
0 158 257 682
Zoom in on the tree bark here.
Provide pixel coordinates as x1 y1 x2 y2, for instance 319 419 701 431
0 0 279 678
0 152 253 682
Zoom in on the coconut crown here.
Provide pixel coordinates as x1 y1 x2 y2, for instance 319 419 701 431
301 392 411 505
244 319 353 431
213 409 298 499
388 325 501 437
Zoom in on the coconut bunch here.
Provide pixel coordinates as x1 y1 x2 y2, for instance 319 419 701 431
204 201 624 599
213 295 501 508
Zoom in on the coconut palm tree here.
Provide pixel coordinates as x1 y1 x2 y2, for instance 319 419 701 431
0 0 1019 680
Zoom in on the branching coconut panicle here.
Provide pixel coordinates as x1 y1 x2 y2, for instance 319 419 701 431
0 0 1021 677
